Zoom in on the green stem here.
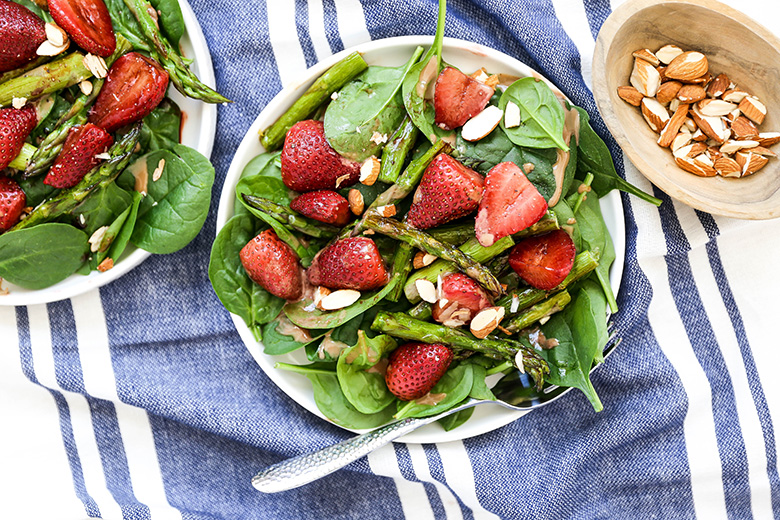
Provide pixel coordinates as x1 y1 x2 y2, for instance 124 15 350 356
425 0 447 65
572 173 594 214
242 194 339 238
505 290 572 333
387 242 414 302
378 116 419 184
486 361 513 376
275 363 335 376
260 51 368 151
8 143 37 171
0 52 92 107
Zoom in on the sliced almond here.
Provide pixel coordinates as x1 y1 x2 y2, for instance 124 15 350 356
11 97 26 110
617 85 643 107
756 132 780 147
671 131 692 152
36 40 68 56
313 286 331 310
348 189 364 215
461 105 502 141
79 80 93 96
658 103 689 148
739 96 767 125
722 89 749 103
691 105 730 143
641 97 670 133
706 73 729 98
630 58 661 97
97 258 114 272
376 204 396 218
735 151 769 177
319 289 361 310
470 306 505 339
632 48 660 67
714 156 742 177
656 81 682 105
44 22 68 47
413 252 437 269
504 100 522 127
359 156 380 186
470 67 489 83
82 53 108 78
415 279 437 304
676 156 716 177
677 84 706 104
699 99 736 117
727 117 759 140
665 51 708 82
655 44 684 65
88 226 109 253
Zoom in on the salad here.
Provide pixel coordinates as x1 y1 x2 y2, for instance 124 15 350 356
0 0 226 291
210 0 660 431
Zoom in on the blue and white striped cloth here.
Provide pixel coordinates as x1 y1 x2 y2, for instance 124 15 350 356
3 1 780 518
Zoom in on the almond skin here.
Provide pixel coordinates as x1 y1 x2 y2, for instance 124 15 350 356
617 85 643 106
677 85 706 104
656 81 682 105
665 51 708 82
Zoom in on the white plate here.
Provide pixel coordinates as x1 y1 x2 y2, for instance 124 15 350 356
0 0 218 306
219 36 626 443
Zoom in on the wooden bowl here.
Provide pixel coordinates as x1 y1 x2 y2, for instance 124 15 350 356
593 0 780 219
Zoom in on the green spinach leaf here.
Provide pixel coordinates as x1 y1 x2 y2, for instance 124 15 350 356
454 126 514 173
262 317 325 356
284 281 398 329
395 363 474 419
73 182 133 235
105 0 150 51
106 191 143 263
438 407 475 431
502 146 558 201
30 94 70 142
337 332 397 414
140 99 182 153
149 0 184 46
19 177 57 207
308 373 397 429
499 77 568 150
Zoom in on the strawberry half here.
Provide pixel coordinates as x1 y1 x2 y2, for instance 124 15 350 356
290 190 350 226
88 52 169 133
281 120 360 192
307 236 389 291
385 342 453 401
48 0 116 57
0 176 26 232
433 66 494 130
509 229 576 290
0 0 46 73
240 229 303 300
475 162 548 247
406 153 484 229
44 123 113 189
0 104 37 170
432 273 492 326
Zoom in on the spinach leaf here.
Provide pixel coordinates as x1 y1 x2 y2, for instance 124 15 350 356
454 126 514 173
0 223 88 289
502 146 558 201
73 182 133 235
149 0 184 46
30 94 70 142
284 281 398 329
337 332 397 414
261 317 325 356
499 77 568 151
308 373 397 429
12 0 52 22
19 176 57 207
106 191 143 263
573 106 661 206
104 0 150 51
572 189 617 312
549 199 582 252
567 280 610 365
395 363 474 420
539 308 603 411
208 214 285 341
131 145 215 254
234 151 283 215
140 99 182 153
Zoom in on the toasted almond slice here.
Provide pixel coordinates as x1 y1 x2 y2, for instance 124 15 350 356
470 306 505 339
735 151 769 177
94 152 111 160
461 105 502 141
152 158 165 181
313 286 331 309
641 97 670 133
11 97 26 110
714 156 742 177
360 156 380 186
756 132 780 147
78 79 93 95
631 58 661 97
376 204 396 217
671 131 692 152
617 85 643 107
722 89 749 103
348 189 364 215
658 103 689 148
677 84 706 104
82 53 108 78
97 258 114 272
720 139 759 154
739 96 767 125
632 48 660 67
655 44 684 65
656 81 682 105
699 99 736 117
504 100 522 127
88 226 109 253
319 289 361 310
415 279 437 304
676 156 716 177
666 51 708 82
706 73 729 98
413 252 437 269
36 40 68 56
44 22 68 47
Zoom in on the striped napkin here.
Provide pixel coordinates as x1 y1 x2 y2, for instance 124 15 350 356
2 0 779 518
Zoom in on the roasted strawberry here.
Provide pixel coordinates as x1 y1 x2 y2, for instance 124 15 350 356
475 162 548 247
385 342 453 401
509 229 576 290
406 153 484 229
290 190 350 226
0 104 37 170
240 229 302 300
307 236 388 291
433 66 494 130
0 0 46 73
281 120 360 192
0 176 25 231
88 52 169 133
43 123 113 188
432 273 492 326
48 0 115 57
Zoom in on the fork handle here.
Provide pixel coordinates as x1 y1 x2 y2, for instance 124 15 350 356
252 415 440 493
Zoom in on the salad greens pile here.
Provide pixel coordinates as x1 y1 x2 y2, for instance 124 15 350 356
0 0 223 290
211 0 660 430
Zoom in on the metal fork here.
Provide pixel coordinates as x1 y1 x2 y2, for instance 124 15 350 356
252 327 618 494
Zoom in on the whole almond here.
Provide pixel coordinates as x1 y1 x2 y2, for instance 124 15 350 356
666 51 708 82
617 85 643 106
631 58 661 97
706 73 729 98
677 84 706 103
656 81 682 105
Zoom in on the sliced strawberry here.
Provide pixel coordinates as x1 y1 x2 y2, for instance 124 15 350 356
290 190 350 226
240 229 303 300
88 52 169 133
0 176 26 232
406 153 484 229
0 0 46 73
307 236 388 291
509 229 576 290
43 123 113 188
433 67 494 130
281 120 360 192
48 0 115 57
385 342 453 401
475 162 548 247
432 273 492 326
0 104 37 170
